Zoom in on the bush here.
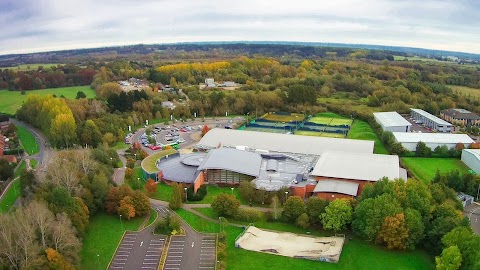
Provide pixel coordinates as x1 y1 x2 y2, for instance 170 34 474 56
296 213 310 229
212 194 240 217
186 185 207 201
234 208 262 222
264 211 276 222
155 213 181 235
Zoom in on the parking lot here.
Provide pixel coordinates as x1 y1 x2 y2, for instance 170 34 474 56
164 236 186 270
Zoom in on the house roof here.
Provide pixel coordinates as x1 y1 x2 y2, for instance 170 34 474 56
373 112 412 127
311 151 402 181
441 108 480 120
392 132 474 144
410 108 452 126
197 128 374 156
313 180 359 196
197 147 262 177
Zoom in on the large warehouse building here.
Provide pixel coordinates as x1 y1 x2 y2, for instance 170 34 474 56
410 108 453 132
461 149 480 174
146 129 406 200
373 112 412 132
392 132 474 151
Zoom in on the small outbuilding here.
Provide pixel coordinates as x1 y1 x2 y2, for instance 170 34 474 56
373 112 412 132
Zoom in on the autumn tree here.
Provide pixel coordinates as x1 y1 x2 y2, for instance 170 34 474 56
45 248 75 270
201 125 211 137
50 113 78 148
118 196 136 220
282 196 305 223
131 190 151 216
211 193 240 217
145 179 158 195
321 199 353 232
169 183 183 210
436 246 462 270
376 213 409 250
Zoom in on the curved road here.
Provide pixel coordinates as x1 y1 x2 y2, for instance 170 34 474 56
10 118 50 171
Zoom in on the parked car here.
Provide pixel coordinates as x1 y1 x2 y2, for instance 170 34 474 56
180 128 187 132
177 138 185 143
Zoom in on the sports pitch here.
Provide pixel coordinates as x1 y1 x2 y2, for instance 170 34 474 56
295 130 345 138
261 113 306 123
308 117 353 126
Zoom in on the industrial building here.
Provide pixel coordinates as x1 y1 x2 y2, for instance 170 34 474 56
373 112 412 132
461 149 480 174
410 108 453 132
392 132 474 151
440 108 480 127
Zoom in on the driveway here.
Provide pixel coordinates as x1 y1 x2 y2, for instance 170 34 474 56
464 203 480 235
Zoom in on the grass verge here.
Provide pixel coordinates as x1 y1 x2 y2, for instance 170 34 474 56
401 157 470 183
16 125 39 155
141 149 177 173
347 120 388 154
80 213 144 270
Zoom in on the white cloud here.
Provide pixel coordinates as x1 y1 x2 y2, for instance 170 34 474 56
0 0 479 55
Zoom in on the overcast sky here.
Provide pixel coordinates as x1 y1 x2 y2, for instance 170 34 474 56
1 0 479 55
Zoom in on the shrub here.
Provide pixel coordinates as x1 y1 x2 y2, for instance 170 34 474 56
155 213 181 235
234 208 262 222
212 194 240 217
186 185 207 201
296 213 310 229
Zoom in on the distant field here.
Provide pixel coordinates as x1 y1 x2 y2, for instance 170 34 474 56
3 63 62 71
0 86 95 115
401 157 470 183
450 85 480 99
261 113 305 122
348 120 388 154
393 56 480 68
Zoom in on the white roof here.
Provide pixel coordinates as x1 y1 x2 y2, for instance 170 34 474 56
311 151 402 181
410 108 452 126
373 112 412 127
313 180 359 196
462 149 480 158
392 132 474 144
197 148 261 177
197 129 374 156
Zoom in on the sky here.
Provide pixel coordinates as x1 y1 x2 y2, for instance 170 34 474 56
1 0 479 55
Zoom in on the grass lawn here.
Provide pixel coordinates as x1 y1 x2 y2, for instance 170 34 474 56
347 120 388 154
308 117 332 125
146 209 158 227
80 213 145 270
30 159 38 169
0 178 20 213
112 142 129 150
16 125 39 155
450 85 480 99
295 130 345 138
150 181 174 201
0 86 96 115
3 63 62 71
315 112 348 119
141 149 177 173
262 113 305 123
401 157 470 183
178 209 434 270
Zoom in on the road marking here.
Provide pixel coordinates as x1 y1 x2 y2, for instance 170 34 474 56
191 242 195 247
199 267 215 269
201 254 214 256
168 256 183 258
170 247 184 249
144 259 158 261
140 241 144 247
117 251 130 253
147 250 160 253
143 262 157 265
112 262 126 265
121 244 133 246
201 247 215 249
165 264 181 266
172 240 185 243
145 254 160 257
150 243 163 246
116 255 128 257
141 267 156 269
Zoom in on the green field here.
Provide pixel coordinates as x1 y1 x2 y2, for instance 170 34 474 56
0 178 20 213
261 113 305 123
141 149 177 173
80 213 145 270
347 120 388 154
150 181 174 201
177 208 434 270
449 85 480 99
295 130 345 138
16 125 39 155
0 86 96 115
3 63 62 71
401 157 470 183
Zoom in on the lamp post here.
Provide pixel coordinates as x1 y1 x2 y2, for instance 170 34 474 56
119 214 123 231
184 187 188 203
219 217 222 232
231 187 234 194
285 191 288 202
96 254 100 269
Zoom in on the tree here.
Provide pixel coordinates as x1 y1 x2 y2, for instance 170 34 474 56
436 246 462 270
145 179 158 195
0 158 14 180
126 158 136 169
50 113 77 148
352 194 403 241
238 181 255 203
282 196 305 223
270 195 281 220
404 208 425 250
296 213 310 229
201 125 210 137
415 141 431 157
169 183 183 210
305 197 329 225
321 199 353 232
45 248 76 270
442 226 480 270
211 193 240 217
376 213 409 250
75 91 87 99
79 120 102 147
118 196 136 219
131 190 151 216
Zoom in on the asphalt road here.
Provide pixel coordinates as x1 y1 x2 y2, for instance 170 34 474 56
464 203 480 235
10 118 51 171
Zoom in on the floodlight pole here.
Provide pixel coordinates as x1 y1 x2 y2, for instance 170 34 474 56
285 191 288 202
185 187 188 203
